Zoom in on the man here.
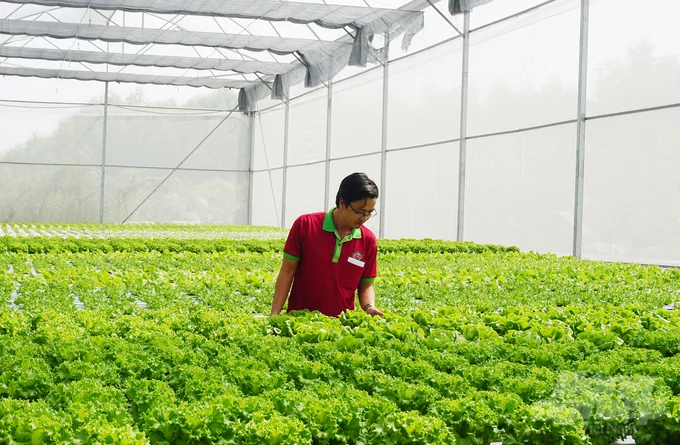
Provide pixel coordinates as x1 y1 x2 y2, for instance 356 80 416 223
270 172 384 318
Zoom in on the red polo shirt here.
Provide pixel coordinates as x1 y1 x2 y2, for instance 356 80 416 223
283 208 377 317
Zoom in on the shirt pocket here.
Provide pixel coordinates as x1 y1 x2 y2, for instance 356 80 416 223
340 255 365 292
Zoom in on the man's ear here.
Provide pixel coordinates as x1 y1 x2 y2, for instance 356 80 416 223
338 198 346 209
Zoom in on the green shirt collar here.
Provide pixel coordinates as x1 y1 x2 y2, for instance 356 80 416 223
323 207 361 239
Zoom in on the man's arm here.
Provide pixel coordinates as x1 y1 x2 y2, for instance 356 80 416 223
271 258 298 315
358 281 384 317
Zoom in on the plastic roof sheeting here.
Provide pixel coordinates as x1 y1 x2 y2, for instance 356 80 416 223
0 1 427 111
0 66 262 89
0 46 297 75
0 19 348 55
1 0 423 35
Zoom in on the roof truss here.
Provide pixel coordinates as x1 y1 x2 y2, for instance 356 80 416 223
0 0 429 111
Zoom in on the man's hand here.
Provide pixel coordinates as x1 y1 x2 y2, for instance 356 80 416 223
364 305 384 317
358 281 382 317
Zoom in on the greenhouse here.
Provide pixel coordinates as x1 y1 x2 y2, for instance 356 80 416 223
1 0 678 265
1 1 679 444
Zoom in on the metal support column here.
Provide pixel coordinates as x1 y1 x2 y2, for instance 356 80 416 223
324 76 333 211
456 11 470 241
99 81 109 223
102 7 110 222
122 11 125 55
247 112 256 226
573 0 590 258
378 34 390 239
281 87 290 229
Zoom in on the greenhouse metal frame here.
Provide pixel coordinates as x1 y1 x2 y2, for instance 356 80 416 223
1 0 679 267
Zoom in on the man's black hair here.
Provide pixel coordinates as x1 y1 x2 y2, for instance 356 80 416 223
335 172 379 208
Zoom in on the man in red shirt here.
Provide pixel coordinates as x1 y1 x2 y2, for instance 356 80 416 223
270 173 384 318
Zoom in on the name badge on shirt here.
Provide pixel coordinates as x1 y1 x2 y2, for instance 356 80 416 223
347 256 365 267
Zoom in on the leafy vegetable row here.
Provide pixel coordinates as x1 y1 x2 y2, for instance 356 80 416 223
1 306 679 444
2 249 677 315
0 236 517 255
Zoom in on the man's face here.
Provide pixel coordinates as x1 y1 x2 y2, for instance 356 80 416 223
340 198 377 228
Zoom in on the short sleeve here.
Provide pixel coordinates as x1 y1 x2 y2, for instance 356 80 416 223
283 217 304 262
360 236 377 283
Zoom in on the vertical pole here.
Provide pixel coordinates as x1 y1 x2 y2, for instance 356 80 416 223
324 76 333 211
573 0 590 258
247 112 255 226
281 86 290 229
378 33 390 239
102 15 111 223
105 14 111 73
456 11 470 242
99 81 109 223
122 11 125 55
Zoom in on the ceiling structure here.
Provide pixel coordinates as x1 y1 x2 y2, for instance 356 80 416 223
0 0 442 112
